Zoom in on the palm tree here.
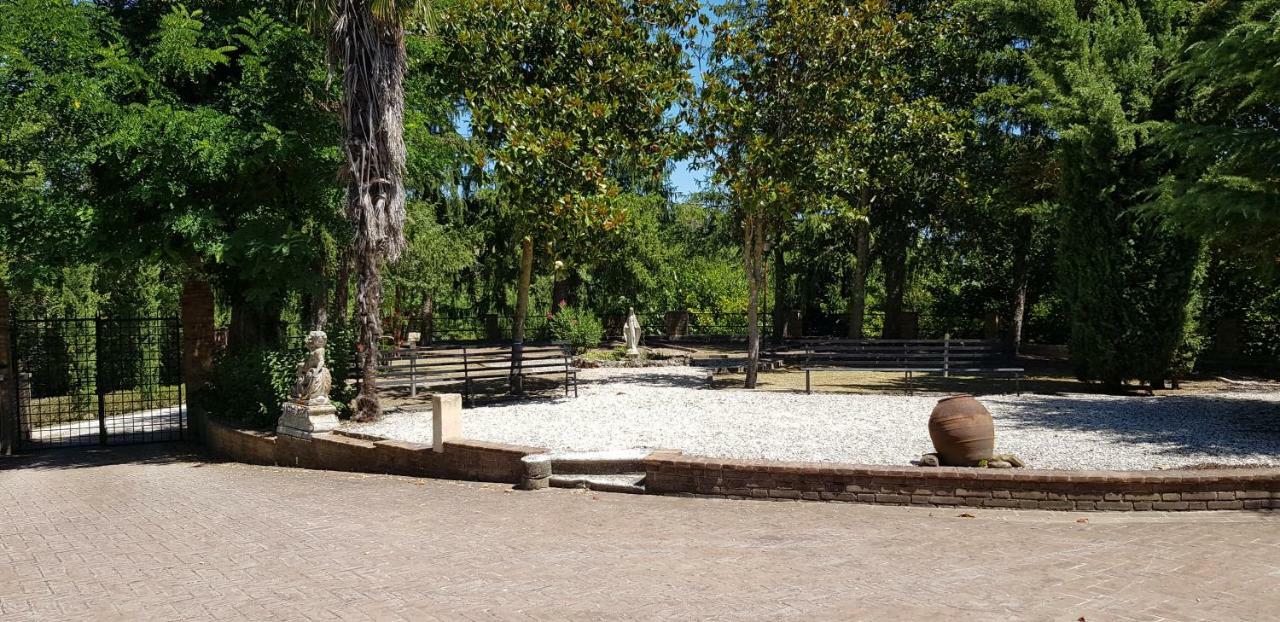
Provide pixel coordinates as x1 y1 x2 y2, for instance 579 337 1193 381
301 0 424 421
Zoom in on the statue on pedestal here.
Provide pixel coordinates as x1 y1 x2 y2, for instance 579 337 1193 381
277 331 339 438
623 307 642 356
291 331 332 406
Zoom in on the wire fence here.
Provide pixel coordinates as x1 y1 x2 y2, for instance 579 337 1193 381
10 317 185 449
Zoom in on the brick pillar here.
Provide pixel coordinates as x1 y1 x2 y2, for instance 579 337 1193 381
182 277 216 436
0 281 16 454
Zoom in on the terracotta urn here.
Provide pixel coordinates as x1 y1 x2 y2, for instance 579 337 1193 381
928 395 995 466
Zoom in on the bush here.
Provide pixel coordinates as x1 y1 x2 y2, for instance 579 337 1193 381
200 345 300 428
199 324 358 428
546 303 603 354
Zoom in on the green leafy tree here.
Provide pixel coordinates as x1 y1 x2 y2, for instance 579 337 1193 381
1 1 342 334
1008 0 1206 387
385 201 474 343
443 0 695 387
1143 0 1280 263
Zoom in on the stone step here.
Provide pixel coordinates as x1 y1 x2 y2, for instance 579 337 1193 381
549 473 647 495
544 449 655 475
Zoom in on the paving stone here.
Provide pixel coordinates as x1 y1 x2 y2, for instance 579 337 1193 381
1 443 1278 622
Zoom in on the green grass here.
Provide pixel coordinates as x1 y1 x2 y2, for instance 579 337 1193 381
22 385 183 425
712 369 1239 396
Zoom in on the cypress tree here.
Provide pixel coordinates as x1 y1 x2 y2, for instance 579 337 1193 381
1025 0 1206 387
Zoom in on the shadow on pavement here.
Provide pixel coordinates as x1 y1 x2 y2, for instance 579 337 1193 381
0 441 215 472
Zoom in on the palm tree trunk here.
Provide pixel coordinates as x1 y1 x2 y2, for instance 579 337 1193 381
353 246 383 420
334 0 409 421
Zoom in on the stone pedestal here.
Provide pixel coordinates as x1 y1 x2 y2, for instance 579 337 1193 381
276 401 339 438
432 393 462 452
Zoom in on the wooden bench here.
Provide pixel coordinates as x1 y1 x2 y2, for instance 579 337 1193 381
769 338 1023 394
377 342 578 403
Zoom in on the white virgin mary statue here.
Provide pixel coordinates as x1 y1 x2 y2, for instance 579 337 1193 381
623 308 642 356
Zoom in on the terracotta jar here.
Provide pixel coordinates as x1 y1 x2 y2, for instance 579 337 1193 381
928 395 995 466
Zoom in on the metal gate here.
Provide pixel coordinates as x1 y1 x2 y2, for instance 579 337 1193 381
10 317 185 449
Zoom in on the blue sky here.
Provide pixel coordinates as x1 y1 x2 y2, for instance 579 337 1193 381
670 158 707 197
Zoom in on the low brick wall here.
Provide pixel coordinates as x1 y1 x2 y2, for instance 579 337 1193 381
200 417 541 484
643 452 1280 511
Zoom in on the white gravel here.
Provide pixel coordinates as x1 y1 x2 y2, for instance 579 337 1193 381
344 367 1280 471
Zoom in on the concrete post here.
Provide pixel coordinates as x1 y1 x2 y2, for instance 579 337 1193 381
432 393 462 452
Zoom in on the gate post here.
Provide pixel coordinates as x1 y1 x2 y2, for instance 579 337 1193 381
94 317 107 445
0 280 16 454
181 277 216 437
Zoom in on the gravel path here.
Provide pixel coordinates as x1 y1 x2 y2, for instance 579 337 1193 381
344 367 1280 470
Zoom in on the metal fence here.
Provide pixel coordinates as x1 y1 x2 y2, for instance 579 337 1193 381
10 317 185 449
390 308 982 346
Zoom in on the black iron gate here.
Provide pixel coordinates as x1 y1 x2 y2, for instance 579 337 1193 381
10 317 185 449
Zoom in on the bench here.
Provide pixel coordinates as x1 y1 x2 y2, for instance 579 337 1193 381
377 342 578 403
769 338 1023 394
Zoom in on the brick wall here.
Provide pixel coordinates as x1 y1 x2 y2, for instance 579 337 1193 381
201 417 540 484
181 277 216 390
0 280 14 455
643 452 1280 511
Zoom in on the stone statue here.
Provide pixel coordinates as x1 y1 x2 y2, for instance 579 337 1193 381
278 330 338 438
291 330 332 406
623 307 642 356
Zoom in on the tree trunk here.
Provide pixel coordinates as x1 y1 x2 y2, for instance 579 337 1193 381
417 292 433 346
744 216 765 389
846 221 871 338
352 246 383 421
771 236 787 345
336 0 409 422
304 251 330 331
1009 216 1032 354
549 269 581 314
391 285 403 344
511 237 534 394
332 245 352 326
227 298 283 353
880 220 910 339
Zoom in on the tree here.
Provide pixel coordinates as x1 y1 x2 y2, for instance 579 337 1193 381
1010 0 1206 387
1 1 343 335
385 201 474 344
444 0 695 388
302 0 426 420
1143 0 1280 264
693 0 964 384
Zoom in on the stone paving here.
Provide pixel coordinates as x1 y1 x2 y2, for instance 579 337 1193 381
2 444 1279 621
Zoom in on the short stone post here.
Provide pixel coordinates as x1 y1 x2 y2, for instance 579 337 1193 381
277 331 339 438
432 393 461 452
521 454 552 490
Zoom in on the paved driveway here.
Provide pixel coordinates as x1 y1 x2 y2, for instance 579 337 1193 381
2 444 1278 621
